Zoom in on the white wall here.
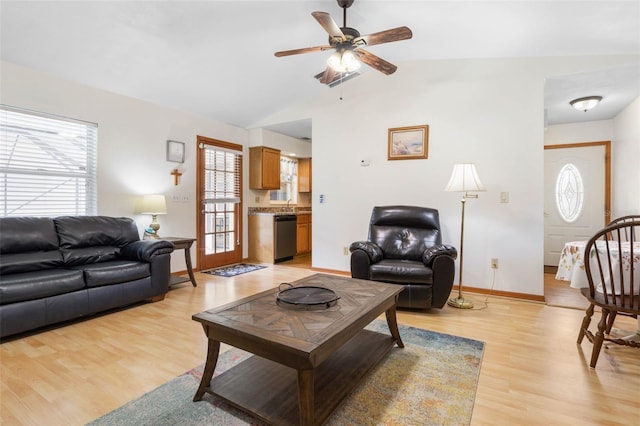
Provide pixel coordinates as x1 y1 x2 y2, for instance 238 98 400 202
0 61 249 272
3 55 638 297
256 55 640 297
612 96 640 216
544 120 614 145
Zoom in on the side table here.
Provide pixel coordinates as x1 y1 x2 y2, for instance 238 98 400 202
163 237 197 287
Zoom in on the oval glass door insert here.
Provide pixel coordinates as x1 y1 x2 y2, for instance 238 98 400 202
555 163 584 223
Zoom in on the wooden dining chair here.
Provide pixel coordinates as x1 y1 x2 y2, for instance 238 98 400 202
608 214 640 239
600 215 640 333
577 220 640 368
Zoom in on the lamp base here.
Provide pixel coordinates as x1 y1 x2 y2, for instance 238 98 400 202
448 296 474 309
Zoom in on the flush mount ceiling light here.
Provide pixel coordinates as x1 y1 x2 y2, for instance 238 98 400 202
570 96 603 112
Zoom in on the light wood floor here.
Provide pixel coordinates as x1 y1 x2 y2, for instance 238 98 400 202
1 262 638 425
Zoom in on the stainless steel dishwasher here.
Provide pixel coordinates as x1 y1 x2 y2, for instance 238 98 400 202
274 214 297 262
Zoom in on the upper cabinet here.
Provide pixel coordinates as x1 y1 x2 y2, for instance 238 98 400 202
298 158 312 193
250 146 281 190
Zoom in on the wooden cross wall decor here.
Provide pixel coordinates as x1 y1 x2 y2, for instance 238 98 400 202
171 168 182 186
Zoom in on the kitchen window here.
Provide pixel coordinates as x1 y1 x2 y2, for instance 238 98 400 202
270 156 297 204
0 105 98 217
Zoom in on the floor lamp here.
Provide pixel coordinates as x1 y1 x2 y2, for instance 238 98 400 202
445 163 486 309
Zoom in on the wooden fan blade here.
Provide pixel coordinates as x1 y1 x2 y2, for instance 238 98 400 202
312 11 346 42
319 66 338 85
354 26 412 47
275 45 332 57
355 49 397 75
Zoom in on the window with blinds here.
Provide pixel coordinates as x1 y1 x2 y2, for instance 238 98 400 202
270 156 298 203
0 106 98 217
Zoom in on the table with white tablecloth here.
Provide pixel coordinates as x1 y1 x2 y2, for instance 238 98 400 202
556 240 640 339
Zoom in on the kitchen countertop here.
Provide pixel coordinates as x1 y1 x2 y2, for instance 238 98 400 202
248 208 312 216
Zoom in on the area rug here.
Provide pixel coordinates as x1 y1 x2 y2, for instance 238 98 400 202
202 263 266 277
88 321 484 426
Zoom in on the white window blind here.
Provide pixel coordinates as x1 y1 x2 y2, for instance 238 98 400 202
0 105 98 217
270 156 297 203
201 144 241 204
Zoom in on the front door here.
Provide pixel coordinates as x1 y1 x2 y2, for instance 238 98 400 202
543 141 610 266
196 135 243 270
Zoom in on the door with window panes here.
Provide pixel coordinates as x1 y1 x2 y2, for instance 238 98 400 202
196 136 243 270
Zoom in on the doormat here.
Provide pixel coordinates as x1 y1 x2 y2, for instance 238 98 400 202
202 263 266 277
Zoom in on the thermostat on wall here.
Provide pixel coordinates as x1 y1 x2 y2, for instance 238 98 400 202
360 159 370 166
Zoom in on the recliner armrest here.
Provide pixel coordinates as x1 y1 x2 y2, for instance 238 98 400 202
422 244 457 267
120 240 175 262
349 241 383 263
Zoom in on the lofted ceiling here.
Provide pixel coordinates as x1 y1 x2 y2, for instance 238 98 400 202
1 1 639 141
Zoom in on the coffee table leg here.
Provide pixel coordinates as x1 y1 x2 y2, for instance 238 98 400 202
385 303 405 348
193 337 221 401
297 368 315 426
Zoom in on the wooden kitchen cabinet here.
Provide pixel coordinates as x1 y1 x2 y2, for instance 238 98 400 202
249 146 281 190
296 214 312 254
298 158 312 193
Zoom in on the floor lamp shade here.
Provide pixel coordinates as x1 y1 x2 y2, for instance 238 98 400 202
445 163 485 309
445 163 486 193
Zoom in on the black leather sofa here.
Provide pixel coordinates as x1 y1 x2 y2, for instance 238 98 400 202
0 216 174 339
350 206 457 309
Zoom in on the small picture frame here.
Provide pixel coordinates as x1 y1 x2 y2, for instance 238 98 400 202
388 125 429 160
167 140 185 163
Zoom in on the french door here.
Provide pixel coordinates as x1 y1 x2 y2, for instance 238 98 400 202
196 135 243 270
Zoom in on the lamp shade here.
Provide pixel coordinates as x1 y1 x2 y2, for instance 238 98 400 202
445 163 486 193
138 194 167 215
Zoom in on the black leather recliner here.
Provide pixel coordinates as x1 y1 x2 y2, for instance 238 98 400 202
349 206 457 309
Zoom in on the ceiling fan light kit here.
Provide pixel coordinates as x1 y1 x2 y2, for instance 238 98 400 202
327 48 361 73
274 0 412 85
570 96 603 112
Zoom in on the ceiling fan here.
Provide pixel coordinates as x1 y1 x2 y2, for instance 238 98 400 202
274 0 413 85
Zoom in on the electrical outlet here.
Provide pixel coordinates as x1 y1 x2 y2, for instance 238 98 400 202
343 246 349 255
491 258 499 269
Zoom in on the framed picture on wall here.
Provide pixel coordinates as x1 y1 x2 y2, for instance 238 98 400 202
167 140 185 163
387 125 429 160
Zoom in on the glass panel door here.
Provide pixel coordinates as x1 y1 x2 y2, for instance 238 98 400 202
197 136 243 270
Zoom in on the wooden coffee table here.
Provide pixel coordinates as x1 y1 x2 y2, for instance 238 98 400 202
192 273 404 426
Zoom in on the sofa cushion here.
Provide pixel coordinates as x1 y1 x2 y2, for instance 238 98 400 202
55 216 140 265
71 260 150 288
369 259 433 284
0 251 64 275
0 217 64 274
0 269 85 305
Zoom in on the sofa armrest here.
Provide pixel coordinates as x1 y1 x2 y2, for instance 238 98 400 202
120 240 174 262
422 244 457 267
430 252 457 308
349 241 383 263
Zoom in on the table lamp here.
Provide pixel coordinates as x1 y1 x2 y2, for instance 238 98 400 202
139 194 167 238
445 163 486 309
